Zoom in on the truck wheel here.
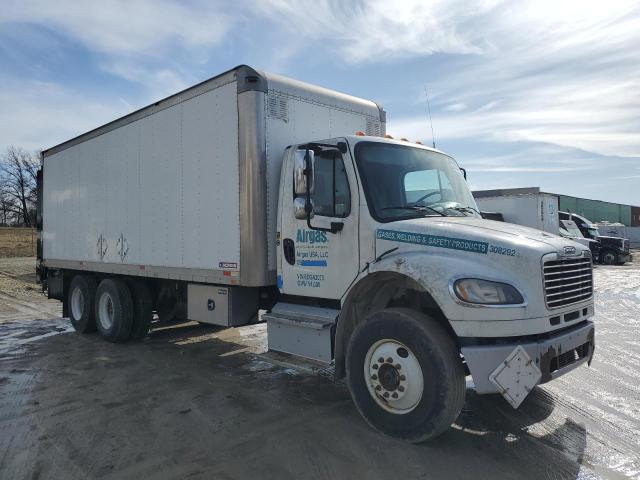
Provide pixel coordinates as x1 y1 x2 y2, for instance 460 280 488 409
600 250 617 265
95 278 134 343
346 308 465 443
129 281 153 340
68 275 97 333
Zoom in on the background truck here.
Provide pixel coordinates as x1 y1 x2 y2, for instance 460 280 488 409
558 219 601 260
559 212 631 265
38 65 595 442
473 188 601 260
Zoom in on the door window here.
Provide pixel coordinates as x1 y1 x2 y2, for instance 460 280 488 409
312 152 351 218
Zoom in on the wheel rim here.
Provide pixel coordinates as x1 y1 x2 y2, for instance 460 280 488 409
98 292 115 330
70 287 84 320
603 252 615 264
364 339 424 414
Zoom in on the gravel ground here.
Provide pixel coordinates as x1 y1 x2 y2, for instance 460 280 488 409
0 255 639 479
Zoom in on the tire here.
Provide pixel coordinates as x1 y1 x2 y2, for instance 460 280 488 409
346 308 465 443
129 281 153 340
68 275 97 333
156 285 182 323
95 278 134 343
600 250 617 265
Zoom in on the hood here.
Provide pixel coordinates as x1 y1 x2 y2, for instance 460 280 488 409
597 235 624 242
377 217 586 254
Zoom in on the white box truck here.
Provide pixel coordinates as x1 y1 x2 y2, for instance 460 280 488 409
473 188 560 233
38 66 595 442
473 188 623 263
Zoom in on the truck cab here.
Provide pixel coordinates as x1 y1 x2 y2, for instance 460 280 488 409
559 219 601 260
559 211 631 265
269 134 595 441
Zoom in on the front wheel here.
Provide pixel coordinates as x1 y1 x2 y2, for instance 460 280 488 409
346 308 465 442
600 250 617 265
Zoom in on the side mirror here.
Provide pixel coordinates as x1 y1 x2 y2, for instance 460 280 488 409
294 149 314 196
294 197 314 220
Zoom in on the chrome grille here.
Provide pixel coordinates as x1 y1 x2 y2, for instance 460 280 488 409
543 256 593 309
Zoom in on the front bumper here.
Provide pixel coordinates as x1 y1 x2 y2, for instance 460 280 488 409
619 252 632 263
461 321 595 402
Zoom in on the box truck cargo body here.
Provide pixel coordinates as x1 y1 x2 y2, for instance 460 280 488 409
42 66 384 287
473 188 606 260
473 188 559 233
38 66 595 443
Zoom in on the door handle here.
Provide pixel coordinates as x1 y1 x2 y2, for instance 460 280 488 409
283 238 295 265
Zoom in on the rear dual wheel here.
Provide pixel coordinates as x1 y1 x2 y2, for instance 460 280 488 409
95 278 133 343
68 275 97 333
68 274 153 341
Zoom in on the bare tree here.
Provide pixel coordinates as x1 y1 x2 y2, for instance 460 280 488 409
0 187 15 225
0 146 41 227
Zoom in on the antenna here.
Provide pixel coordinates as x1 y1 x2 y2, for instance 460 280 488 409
424 86 436 149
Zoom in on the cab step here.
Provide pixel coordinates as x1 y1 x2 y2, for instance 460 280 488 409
264 303 339 364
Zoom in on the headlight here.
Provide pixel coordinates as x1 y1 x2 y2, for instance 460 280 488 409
453 278 524 305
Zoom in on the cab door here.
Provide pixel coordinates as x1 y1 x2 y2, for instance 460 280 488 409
277 145 360 300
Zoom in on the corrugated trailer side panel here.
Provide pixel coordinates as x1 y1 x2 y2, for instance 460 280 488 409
43 81 241 275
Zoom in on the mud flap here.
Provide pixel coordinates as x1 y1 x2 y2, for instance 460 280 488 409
489 345 542 409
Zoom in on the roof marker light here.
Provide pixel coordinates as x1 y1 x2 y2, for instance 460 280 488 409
384 134 394 139
400 137 409 141
355 131 365 136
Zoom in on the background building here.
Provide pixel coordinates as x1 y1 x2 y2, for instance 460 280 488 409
558 195 639 226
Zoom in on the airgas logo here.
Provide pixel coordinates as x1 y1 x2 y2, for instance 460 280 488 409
296 229 327 244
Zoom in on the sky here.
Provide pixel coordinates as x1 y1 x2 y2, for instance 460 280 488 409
1 0 639 205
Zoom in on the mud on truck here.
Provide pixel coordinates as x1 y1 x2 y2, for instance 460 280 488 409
37 65 595 442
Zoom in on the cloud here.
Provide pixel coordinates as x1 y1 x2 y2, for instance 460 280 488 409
258 0 640 158
0 79 128 152
255 0 495 62
0 0 232 56
0 0 236 96
419 1 640 158
444 102 467 112
99 60 191 100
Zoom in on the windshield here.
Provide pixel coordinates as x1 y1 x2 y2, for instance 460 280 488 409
354 142 479 222
560 222 584 238
587 227 600 237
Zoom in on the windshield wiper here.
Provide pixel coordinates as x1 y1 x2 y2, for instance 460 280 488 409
447 205 481 216
381 205 447 217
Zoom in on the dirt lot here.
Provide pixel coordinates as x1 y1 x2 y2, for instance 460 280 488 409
0 228 36 258
1 255 639 479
